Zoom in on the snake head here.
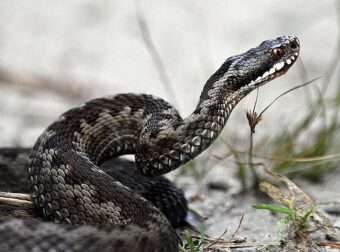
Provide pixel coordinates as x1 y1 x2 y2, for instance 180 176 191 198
199 35 300 104
219 35 300 93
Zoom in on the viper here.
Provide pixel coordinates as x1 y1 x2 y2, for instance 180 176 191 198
0 35 299 252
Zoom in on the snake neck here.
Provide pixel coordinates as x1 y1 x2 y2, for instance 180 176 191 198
136 65 250 176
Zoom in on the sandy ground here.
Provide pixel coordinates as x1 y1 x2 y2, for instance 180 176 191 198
0 1 339 251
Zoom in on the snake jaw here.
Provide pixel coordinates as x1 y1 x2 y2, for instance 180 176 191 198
259 56 297 84
246 50 299 90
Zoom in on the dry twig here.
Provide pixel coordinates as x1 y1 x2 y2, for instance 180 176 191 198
0 192 33 207
134 0 179 109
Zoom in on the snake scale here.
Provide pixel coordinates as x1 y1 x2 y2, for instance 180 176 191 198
0 35 299 252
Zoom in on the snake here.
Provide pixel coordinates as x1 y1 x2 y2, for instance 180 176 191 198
0 35 299 252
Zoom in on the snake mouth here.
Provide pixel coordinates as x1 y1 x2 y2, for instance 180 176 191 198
247 51 299 88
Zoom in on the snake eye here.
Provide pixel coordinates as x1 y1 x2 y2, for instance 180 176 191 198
272 48 284 59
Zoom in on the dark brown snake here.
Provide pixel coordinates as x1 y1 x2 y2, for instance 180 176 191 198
0 35 300 252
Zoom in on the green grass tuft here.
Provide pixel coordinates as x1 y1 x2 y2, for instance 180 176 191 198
179 229 205 252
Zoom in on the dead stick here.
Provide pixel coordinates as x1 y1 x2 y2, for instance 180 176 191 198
0 192 34 207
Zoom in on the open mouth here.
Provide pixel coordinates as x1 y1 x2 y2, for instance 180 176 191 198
247 51 299 88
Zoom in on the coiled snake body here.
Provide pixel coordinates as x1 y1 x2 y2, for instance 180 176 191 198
0 35 299 251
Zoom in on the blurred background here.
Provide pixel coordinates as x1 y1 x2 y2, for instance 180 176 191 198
0 0 338 146
0 0 340 242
